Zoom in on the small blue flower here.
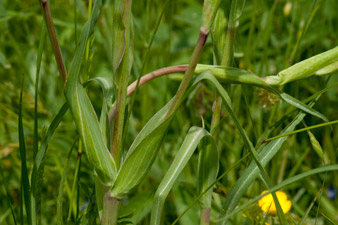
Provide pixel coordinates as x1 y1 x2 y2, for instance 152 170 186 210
80 198 89 211
327 187 336 199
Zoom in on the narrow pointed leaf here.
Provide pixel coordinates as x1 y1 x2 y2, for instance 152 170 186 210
64 0 117 185
18 76 32 225
110 99 175 197
266 86 329 122
150 127 213 225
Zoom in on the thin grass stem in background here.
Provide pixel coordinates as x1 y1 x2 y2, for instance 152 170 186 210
38 0 67 83
264 120 338 143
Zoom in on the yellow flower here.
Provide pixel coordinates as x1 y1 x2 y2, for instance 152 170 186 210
258 190 292 215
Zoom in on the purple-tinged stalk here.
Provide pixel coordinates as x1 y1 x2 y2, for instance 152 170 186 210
166 27 209 118
110 0 133 168
108 65 188 123
39 0 67 83
166 0 221 118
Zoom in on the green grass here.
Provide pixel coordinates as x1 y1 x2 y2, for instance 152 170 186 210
0 0 338 224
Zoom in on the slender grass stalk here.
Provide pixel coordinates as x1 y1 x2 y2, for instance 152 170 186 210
288 0 324 64
18 74 32 225
85 0 93 76
166 27 209 118
74 0 78 46
264 120 338 143
38 0 67 83
32 23 46 225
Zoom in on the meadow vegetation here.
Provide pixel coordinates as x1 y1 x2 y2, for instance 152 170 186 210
0 0 338 224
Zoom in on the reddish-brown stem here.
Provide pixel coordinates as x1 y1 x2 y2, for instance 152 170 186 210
108 65 188 122
40 0 67 83
200 208 211 225
166 27 209 118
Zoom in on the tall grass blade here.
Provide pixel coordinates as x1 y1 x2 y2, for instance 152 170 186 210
18 75 32 225
33 24 46 159
111 100 174 197
150 126 213 225
32 23 46 225
31 103 69 195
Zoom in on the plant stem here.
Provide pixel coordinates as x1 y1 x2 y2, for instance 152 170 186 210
166 27 209 118
101 191 120 225
108 65 188 123
39 0 67 83
200 208 211 225
111 0 133 167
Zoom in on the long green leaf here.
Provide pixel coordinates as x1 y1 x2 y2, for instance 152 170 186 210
32 23 46 225
110 99 174 197
31 103 69 195
64 0 117 185
150 126 214 225
18 75 32 225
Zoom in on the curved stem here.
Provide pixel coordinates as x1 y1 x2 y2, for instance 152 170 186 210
108 65 188 122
